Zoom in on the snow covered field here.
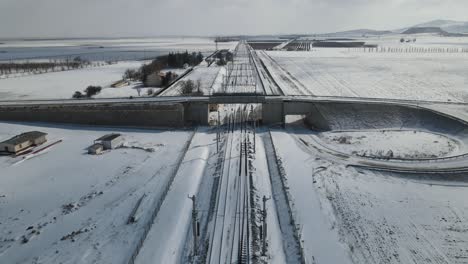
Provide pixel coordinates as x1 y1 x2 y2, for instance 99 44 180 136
0 38 238 61
0 37 238 100
0 38 238 52
0 122 193 263
271 128 468 264
0 61 144 100
318 130 462 159
365 34 468 49
264 44 468 102
160 66 224 96
2 115 468 263
3 34 468 264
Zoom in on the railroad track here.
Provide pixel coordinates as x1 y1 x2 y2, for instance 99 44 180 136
207 105 252 264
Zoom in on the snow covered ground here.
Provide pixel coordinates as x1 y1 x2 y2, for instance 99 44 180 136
0 38 238 51
271 127 468 264
160 66 224 96
270 129 352 264
0 61 144 100
135 129 213 264
2 117 468 263
317 130 462 159
364 34 468 49
3 35 468 264
0 121 193 264
95 83 161 99
0 38 238 61
264 45 468 102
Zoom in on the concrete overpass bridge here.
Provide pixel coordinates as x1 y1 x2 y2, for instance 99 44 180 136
1 95 468 128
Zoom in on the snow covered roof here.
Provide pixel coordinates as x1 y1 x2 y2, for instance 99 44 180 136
95 133 121 142
0 131 47 145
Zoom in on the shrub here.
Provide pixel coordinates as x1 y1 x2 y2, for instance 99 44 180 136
181 80 195 95
72 91 83 99
217 58 227 66
84 86 102 97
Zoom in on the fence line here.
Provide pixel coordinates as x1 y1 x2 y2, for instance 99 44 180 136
127 129 197 264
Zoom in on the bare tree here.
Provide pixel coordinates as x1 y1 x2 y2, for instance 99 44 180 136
196 79 202 94
181 80 195 95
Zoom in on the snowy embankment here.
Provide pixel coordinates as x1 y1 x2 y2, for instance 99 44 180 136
0 61 144 100
269 129 352 264
265 48 468 102
135 129 213 263
0 122 192 264
256 51 308 95
255 131 296 263
160 66 223 96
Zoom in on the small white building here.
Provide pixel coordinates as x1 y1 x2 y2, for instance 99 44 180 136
94 134 123 150
0 131 47 154
111 80 130 88
88 143 104 155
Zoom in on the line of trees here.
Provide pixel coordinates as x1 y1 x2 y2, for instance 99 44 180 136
123 51 205 87
164 51 204 68
181 79 202 95
357 47 468 53
0 57 95 76
123 60 174 87
215 51 234 66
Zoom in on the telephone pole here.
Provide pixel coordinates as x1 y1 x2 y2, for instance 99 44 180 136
188 195 198 256
262 195 271 256
250 105 256 153
216 110 220 153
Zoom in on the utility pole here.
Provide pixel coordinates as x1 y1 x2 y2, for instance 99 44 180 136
217 111 220 153
250 105 256 153
253 119 256 153
188 195 198 256
262 195 271 256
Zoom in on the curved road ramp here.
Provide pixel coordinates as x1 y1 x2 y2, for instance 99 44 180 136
293 101 468 173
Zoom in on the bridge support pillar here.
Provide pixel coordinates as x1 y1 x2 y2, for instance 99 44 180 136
262 101 284 126
184 102 209 126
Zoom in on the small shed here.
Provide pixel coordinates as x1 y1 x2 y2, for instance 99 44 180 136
88 143 104 155
95 134 123 150
111 80 130 88
0 131 47 154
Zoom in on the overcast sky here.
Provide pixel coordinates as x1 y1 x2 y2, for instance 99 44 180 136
1 0 467 38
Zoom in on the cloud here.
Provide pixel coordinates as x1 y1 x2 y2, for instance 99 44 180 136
0 0 467 38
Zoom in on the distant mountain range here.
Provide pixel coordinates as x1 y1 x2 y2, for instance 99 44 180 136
410 20 468 34
317 29 393 38
320 19 468 37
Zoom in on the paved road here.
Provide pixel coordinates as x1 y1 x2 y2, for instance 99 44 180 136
296 132 468 174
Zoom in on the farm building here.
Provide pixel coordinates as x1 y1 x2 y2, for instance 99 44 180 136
94 134 123 150
144 72 165 87
88 143 104 155
0 131 47 154
111 80 130 88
